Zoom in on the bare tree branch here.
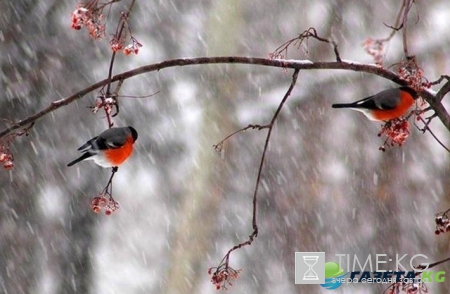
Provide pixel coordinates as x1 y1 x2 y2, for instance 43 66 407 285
209 69 300 286
434 75 450 102
1 57 449 140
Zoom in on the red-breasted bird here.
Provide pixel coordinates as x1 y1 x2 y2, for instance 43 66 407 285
331 87 418 121
67 126 138 168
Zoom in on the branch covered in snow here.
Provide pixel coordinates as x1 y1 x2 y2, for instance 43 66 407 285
1 56 449 142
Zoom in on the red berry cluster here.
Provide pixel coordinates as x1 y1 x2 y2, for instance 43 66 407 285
123 38 143 55
363 38 385 66
435 211 450 235
0 148 13 170
0 126 33 171
90 194 119 215
91 96 116 115
71 6 105 39
208 264 241 290
398 58 427 92
70 2 143 55
378 118 410 151
110 36 142 55
109 36 124 52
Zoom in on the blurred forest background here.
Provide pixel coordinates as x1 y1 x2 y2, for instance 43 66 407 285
1 0 449 293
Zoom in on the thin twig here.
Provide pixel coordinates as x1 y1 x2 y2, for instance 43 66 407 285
251 68 300 233
417 256 450 271
102 166 118 198
271 28 341 62
402 0 413 57
212 124 270 153
105 0 136 95
218 69 300 263
102 0 137 126
118 90 161 99
381 1 406 42
416 116 450 153
430 75 450 86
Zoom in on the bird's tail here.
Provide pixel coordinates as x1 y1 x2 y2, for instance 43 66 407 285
331 103 358 109
67 152 93 167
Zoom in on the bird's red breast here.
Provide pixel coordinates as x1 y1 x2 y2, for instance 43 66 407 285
104 135 135 166
370 90 415 121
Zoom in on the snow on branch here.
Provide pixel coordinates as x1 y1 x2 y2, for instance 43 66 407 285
2 56 449 142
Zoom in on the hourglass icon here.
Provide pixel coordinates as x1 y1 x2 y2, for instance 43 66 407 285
303 256 319 280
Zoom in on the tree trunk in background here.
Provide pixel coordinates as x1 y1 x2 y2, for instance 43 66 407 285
0 1 98 293
164 1 242 293
0 181 39 294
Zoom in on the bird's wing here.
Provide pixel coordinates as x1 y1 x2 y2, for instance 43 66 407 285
96 130 128 149
372 88 401 110
349 88 400 110
77 136 98 151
